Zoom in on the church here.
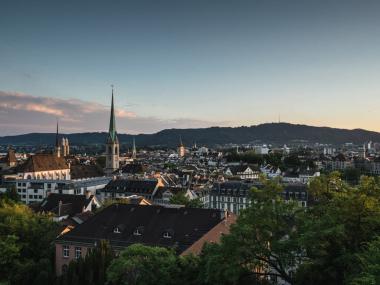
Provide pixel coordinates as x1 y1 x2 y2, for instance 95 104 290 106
105 88 120 175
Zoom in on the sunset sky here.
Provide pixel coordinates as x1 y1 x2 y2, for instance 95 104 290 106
1 0 380 135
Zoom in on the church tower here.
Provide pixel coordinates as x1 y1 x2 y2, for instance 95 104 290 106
55 121 61 158
105 87 120 175
132 137 137 159
178 136 185 158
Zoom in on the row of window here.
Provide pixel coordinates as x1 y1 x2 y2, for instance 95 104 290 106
63 245 82 259
20 194 43 200
113 227 173 239
211 196 246 203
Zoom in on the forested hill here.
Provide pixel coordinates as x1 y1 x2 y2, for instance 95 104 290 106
1 123 380 147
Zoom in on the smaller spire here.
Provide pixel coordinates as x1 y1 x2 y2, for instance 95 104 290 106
132 137 137 159
179 135 183 147
55 120 59 147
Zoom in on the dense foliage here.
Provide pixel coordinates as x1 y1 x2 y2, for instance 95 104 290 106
0 198 58 285
4 173 380 284
169 191 203 208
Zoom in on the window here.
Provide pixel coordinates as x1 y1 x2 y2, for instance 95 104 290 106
34 189 38 193
75 247 82 259
113 227 121 234
62 264 68 274
133 228 142 236
28 195 33 199
163 231 172 239
63 245 70 258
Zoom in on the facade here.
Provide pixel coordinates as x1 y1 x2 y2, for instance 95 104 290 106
209 181 309 214
15 176 110 204
0 148 17 170
225 165 260 180
178 137 186 158
61 137 70 157
209 181 252 214
55 204 235 275
105 89 120 175
17 153 70 180
100 178 163 201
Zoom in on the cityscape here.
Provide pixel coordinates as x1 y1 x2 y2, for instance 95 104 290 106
1 1 380 285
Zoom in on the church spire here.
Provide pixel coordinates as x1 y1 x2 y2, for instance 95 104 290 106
132 137 136 159
55 120 61 157
108 86 118 143
55 120 59 147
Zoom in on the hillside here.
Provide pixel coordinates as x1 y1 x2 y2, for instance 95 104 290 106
1 123 379 147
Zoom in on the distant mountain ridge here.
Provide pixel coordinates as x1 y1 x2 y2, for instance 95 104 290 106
1 123 379 147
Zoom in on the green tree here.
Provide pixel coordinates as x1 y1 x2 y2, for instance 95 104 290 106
0 200 58 284
107 244 177 285
169 192 203 208
296 175 380 285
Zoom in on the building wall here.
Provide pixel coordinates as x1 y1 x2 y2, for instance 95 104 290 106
55 243 90 275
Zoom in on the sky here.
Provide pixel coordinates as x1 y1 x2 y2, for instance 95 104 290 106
1 0 380 135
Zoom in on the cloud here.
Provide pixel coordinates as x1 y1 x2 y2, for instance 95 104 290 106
0 91 225 135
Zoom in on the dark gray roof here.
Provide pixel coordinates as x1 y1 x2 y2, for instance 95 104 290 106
36 193 93 217
103 179 158 194
57 204 224 253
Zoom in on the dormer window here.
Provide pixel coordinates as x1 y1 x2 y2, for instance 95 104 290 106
113 227 121 234
163 231 173 239
133 226 144 236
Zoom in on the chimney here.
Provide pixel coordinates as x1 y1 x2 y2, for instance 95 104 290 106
85 190 91 199
58 200 62 217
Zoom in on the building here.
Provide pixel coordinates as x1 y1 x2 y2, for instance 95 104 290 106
209 181 252 214
209 181 309 214
15 176 110 204
55 204 236 275
61 137 70 157
0 148 17 170
100 178 163 201
224 165 260 180
178 137 186 158
17 153 70 180
34 193 101 221
105 88 120 175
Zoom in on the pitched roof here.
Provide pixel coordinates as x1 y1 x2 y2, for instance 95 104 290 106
37 193 93 217
70 164 104 179
57 204 224 253
19 154 69 172
103 179 158 194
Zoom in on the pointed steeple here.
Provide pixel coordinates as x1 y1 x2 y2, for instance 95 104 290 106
108 86 118 143
55 120 59 147
132 137 137 159
179 135 183 147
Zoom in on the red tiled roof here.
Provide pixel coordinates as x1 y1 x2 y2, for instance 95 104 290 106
20 154 69 172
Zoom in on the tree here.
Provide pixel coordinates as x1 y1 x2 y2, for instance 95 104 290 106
296 175 380 285
0 199 58 284
107 244 178 285
199 179 305 284
169 192 203 208
58 240 115 285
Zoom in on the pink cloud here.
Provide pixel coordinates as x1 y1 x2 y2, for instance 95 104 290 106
0 90 225 135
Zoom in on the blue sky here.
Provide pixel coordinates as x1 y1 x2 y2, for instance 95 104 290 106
1 0 380 135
